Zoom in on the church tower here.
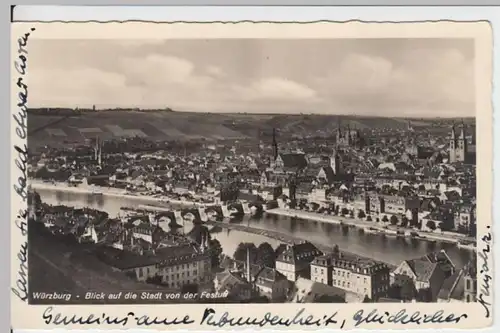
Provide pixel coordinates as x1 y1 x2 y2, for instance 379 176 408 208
345 124 351 146
456 120 467 162
272 128 278 161
449 123 457 163
330 148 343 175
408 119 414 132
336 118 343 146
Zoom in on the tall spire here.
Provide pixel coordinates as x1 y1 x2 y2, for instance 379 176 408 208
94 136 99 160
451 121 456 140
346 123 351 144
257 128 261 155
272 128 278 160
459 119 466 139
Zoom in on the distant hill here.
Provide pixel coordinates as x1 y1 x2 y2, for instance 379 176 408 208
27 109 474 148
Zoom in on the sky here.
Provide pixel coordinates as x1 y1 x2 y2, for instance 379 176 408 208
28 38 475 117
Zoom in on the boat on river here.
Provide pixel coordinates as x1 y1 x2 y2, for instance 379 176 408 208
364 227 383 235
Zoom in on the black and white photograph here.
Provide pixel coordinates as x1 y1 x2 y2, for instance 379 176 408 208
25 33 481 306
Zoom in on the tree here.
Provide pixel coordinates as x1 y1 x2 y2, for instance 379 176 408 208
362 295 372 303
256 242 276 268
426 220 437 231
233 242 258 263
401 216 409 228
366 215 372 222
349 210 355 218
334 206 340 215
390 215 399 225
382 215 389 223
358 210 366 219
209 239 223 268
341 208 350 216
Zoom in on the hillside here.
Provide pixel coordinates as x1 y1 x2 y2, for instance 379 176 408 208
27 110 471 148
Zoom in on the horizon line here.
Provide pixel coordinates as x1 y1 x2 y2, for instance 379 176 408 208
27 107 476 119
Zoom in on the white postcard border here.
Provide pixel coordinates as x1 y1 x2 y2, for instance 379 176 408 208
10 9 497 332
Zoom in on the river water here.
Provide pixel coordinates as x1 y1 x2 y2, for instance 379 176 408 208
36 188 472 268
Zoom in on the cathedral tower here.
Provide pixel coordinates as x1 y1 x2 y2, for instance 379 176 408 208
456 120 467 162
449 123 457 163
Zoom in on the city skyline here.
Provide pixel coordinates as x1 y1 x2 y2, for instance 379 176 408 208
29 38 475 118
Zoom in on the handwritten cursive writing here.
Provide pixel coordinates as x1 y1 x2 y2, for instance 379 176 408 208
11 237 28 301
352 309 467 327
11 27 35 303
478 226 492 318
200 307 340 328
13 28 34 203
42 307 194 327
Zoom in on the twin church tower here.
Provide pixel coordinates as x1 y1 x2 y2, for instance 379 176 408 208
449 121 470 163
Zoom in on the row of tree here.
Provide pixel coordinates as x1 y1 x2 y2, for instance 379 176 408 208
233 242 277 268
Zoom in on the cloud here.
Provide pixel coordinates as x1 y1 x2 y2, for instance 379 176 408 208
27 39 474 116
313 49 474 116
29 68 139 107
235 77 319 102
120 54 210 86
206 65 225 77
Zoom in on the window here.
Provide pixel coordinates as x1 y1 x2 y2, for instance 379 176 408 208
466 294 471 302
364 278 367 283
466 279 471 290
315 267 318 273
138 269 143 277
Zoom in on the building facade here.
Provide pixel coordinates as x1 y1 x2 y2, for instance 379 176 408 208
311 254 390 300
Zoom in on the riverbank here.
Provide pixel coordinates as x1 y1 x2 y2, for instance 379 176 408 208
205 220 396 269
30 180 209 208
31 180 476 250
266 208 475 247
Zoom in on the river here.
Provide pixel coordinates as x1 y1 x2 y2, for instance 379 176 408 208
35 188 473 268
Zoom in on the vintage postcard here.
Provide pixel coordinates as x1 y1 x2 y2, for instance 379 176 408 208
11 19 493 330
